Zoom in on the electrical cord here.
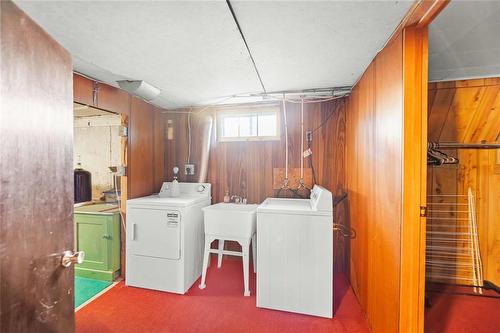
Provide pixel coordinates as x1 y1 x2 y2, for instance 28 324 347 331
187 110 192 164
307 139 318 185
311 98 344 133
276 187 308 199
333 223 356 239
113 173 126 233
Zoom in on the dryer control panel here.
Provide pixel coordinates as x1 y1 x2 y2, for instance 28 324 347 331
159 182 211 198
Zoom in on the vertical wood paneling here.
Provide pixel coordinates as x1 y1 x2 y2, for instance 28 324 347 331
153 109 166 192
346 28 428 333
401 26 428 333
164 100 346 204
128 97 155 198
347 63 375 312
97 83 131 116
373 33 403 333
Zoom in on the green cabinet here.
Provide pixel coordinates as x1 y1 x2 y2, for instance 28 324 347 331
74 204 121 281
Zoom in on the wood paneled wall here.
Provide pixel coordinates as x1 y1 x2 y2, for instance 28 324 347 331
165 100 346 202
345 27 428 333
427 77 500 286
164 100 349 272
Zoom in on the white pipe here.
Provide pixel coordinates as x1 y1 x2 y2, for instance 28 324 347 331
187 111 192 164
282 97 288 183
469 188 483 293
467 188 478 292
300 98 304 180
161 94 349 114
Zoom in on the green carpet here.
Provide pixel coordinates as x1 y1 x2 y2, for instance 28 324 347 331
75 276 112 308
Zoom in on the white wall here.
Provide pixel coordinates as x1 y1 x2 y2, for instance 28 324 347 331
74 114 121 200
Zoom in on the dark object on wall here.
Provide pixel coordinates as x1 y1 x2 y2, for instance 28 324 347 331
427 142 459 165
74 164 92 203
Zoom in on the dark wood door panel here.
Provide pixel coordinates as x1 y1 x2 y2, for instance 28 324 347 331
1 2 74 332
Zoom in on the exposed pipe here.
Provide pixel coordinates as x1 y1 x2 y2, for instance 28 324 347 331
194 113 213 183
161 91 350 114
187 111 192 164
300 98 304 181
282 96 289 188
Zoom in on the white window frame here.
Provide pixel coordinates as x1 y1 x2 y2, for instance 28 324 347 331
216 107 281 142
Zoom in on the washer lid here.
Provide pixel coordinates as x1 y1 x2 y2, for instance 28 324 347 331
257 198 332 216
127 194 209 207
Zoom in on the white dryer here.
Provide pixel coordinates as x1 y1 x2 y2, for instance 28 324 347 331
256 185 333 318
126 182 211 294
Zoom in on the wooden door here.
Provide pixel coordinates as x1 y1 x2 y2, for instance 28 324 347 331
0 2 75 332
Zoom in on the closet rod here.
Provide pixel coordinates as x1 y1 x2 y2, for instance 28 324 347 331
430 142 500 149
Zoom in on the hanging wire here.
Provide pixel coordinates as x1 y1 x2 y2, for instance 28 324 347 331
333 223 356 239
187 110 192 164
282 95 289 189
161 92 350 115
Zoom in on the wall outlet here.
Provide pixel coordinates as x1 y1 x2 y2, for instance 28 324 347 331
185 164 195 175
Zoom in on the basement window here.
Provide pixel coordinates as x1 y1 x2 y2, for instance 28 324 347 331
217 107 280 142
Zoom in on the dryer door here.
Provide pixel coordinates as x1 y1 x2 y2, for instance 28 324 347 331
127 208 181 260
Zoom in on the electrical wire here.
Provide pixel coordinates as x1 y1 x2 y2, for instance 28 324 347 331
300 98 304 180
187 110 192 164
161 92 349 115
276 187 307 199
333 223 356 239
307 139 317 185
312 98 344 133
113 173 126 233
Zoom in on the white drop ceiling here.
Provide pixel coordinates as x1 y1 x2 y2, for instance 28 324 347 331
429 0 500 82
15 0 413 109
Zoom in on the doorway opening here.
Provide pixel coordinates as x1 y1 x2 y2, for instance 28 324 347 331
73 102 124 310
424 1 500 332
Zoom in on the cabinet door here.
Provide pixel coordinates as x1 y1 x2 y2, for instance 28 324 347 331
75 214 110 271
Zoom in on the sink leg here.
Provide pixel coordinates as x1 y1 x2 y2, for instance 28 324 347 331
251 234 257 273
217 239 224 268
241 239 250 296
199 236 212 290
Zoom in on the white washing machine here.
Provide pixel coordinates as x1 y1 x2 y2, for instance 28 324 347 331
256 185 333 318
126 182 211 294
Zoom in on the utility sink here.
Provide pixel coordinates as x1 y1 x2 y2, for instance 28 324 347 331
202 203 258 239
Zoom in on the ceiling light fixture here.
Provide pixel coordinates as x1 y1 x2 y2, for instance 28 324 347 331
117 80 161 101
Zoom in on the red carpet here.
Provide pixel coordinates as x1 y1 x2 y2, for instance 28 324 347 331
76 257 369 333
425 288 500 333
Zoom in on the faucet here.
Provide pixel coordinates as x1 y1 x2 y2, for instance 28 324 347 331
231 195 242 204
